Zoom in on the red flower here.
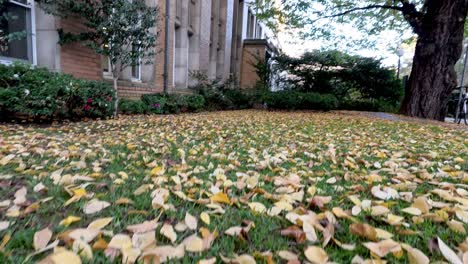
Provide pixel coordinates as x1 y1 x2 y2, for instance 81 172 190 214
107 96 112 102
83 105 91 111
87 98 93 103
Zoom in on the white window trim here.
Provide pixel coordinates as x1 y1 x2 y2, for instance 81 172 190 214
0 0 37 65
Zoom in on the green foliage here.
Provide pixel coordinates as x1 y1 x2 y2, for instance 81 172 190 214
275 50 403 108
0 63 115 121
264 91 338 111
119 99 149 115
339 99 401 113
141 93 205 114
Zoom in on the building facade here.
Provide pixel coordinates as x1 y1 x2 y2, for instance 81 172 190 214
0 0 279 98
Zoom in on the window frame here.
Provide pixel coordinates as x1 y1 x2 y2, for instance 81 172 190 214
0 0 37 65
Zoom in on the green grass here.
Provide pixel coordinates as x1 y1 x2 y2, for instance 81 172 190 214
0 110 467 263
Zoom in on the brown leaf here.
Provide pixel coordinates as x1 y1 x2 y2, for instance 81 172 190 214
349 223 377 241
126 221 159 234
280 225 306 243
363 239 401 258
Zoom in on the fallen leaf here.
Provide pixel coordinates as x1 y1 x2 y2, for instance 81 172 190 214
437 237 463 264
87 217 113 230
402 207 422 216
127 221 158 234
46 249 82 264
447 220 465 234
160 223 177 243
210 192 232 205
0 221 9 231
69 228 100 243
83 200 110 215
185 212 198 230
108 234 132 250
33 228 53 251
304 246 328 264
363 239 401 258
132 231 156 250
182 235 204 252
280 225 306 243
59 216 81 227
349 223 377 241
140 245 185 263
401 244 429 264
200 212 210 225
73 239 93 260
249 202 267 214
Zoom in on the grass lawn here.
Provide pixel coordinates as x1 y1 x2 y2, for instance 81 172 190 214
0 110 467 263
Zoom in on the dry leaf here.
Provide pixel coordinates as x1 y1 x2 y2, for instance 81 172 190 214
33 228 53 251
140 245 185 263
160 223 177 243
349 223 377 241
200 212 210 225
0 221 9 231
87 217 113 230
280 225 306 243
69 228 100 243
210 192 232 205
401 244 429 264
83 200 110 215
73 239 93 260
185 212 198 230
59 216 81 227
304 246 328 264
183 235 204 252
127 221 158 234
437 237 463 264
402 207 422 216
363 239 401 258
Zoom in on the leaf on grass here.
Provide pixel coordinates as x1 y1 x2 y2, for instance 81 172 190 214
200 212 210 225
363 239 401 258
304 246 328 264
87 217 113 230
278 250 299 261
69 228 100 243
182 234 204 252
437 237 463 264
210 192 232 205
132 231 156 250
447 220 466 234
349 223 377 241
248 202 267 214
401 244 429 264
0 221 9 231
83 200 110 215
402 207 422 216
185 212 198 230
33 228 53 251
140 245 185 263
280 225 306 243
160 223 177 243
59 216 81 227
127 221 159 234
47 249 82 264
108 234 132 250
72 239 93 260
0 154 15 166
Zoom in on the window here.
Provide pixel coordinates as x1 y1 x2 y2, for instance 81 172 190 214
255 23 263 38
0 0 36 63
102 54 111 76
246 10 255 39
131 44 141 81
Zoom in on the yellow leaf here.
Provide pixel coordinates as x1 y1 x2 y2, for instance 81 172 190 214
200 212 210 225
447 220 466 234
49 250 82 264
72 239 93 260
304 246 328 264
183 235 204 252
69 228 100 243
92 237 108 250
210 192 232 205
87 217 113 230
402 207 422 216
150 166 165 176
375 228 393 239
59 216 81 227
248 202 267 214
0 234 11 252
83 200 110 215
160 223 177 243
108 234 132 250
115 198 134 205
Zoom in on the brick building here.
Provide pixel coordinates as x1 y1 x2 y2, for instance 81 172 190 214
0 0 280 98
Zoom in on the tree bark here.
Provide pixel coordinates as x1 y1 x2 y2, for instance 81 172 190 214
400 0 468 121
113 77 119 118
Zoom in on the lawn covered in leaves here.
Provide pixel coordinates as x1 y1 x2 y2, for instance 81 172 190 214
0 110 467 264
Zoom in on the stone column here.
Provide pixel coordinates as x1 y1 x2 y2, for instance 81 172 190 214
174 0 189 89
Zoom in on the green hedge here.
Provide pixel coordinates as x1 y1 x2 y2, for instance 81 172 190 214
0 63 115 121
140 93 205 114
263 91 339 111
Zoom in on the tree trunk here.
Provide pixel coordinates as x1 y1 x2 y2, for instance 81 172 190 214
400 0 468 121
113 77 119 118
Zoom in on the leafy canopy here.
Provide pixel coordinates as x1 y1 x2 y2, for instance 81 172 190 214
253 0 430 49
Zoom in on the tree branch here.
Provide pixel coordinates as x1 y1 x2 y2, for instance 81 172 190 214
320 5 403 20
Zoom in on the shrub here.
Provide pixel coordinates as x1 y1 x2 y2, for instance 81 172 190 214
141 94 166 114
339 99 400 113
119 99 149 115
142 93 205 114
263 91 338 111
0 63 115 121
